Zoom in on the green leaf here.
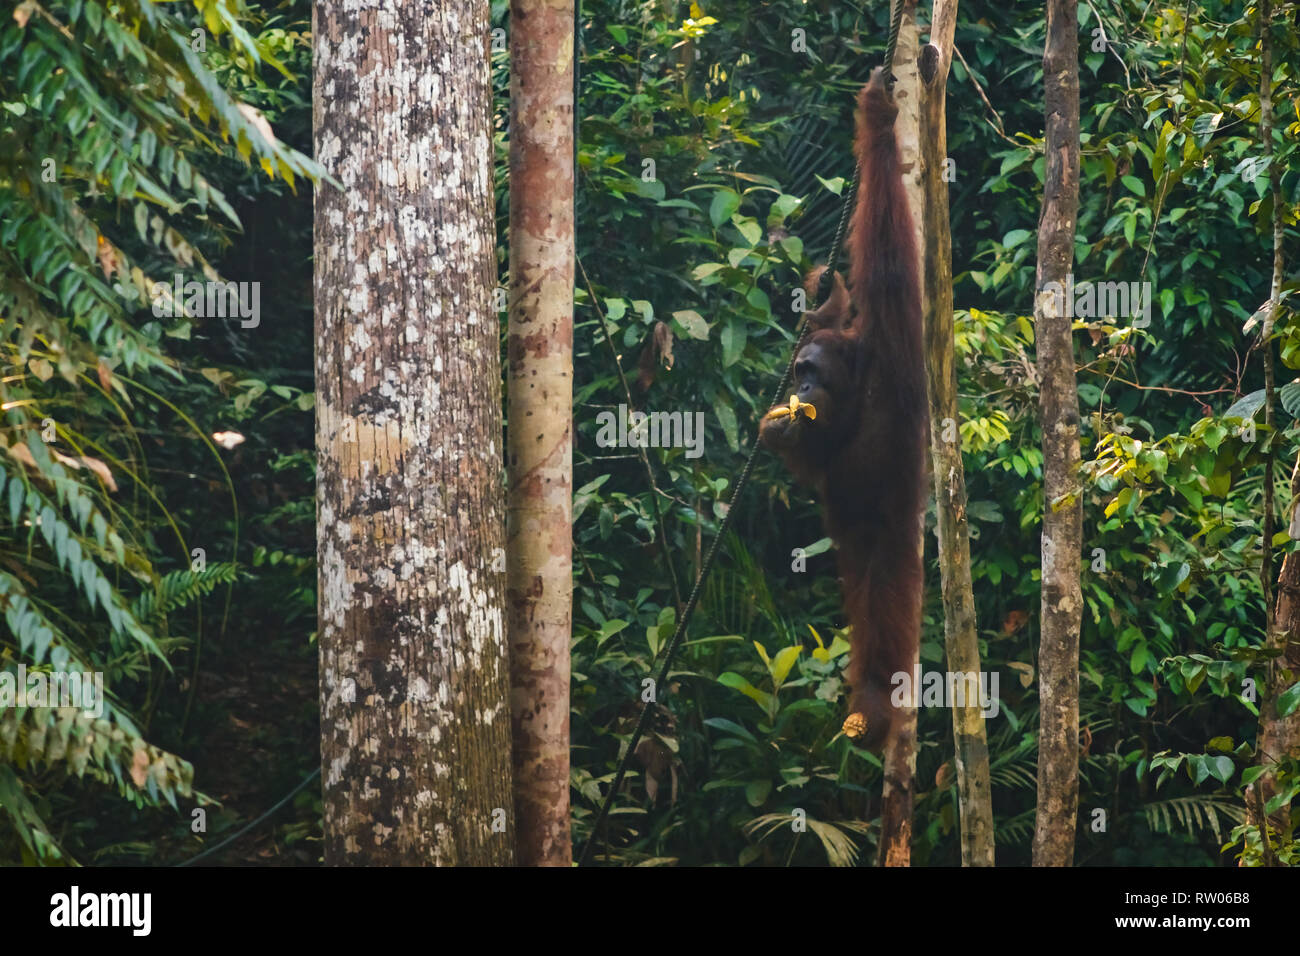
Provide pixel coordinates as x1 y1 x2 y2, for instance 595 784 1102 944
656 198 700 213
770 194 801 221
1191 111 1222 147
1276 681 1300 718
1241 765 1267 787
1160 287 1175 318
1121 175 1145 198
1156 562 1189 593
770 645 802 686
702 717 757 743
633 178 665 201
1222 389 1264 421
138 127 156 164
712 396 738 452
1280 382 1300 421
1207 756 1234 784
1191 755 1210 785
1002 228 1032 248
733 218 761 247
603 297 628 321
672 309 708 340
999 152 1029 176
718 672 773 712
709 189 741 227
814 174 846 196
720 320 745 368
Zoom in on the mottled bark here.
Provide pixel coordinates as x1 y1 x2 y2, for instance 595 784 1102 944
1258 457 1300 854
877 2 920 868
919 0 995 867
1248 0 1295 863
1031 0 1082 868
314 0 514 865
507 0 575 867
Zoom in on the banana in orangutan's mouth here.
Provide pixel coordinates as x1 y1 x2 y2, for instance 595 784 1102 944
764 394 817 422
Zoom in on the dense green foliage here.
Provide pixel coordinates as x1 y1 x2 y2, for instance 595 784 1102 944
0 0 321 863
1 0 1296 866
567 0 1299 866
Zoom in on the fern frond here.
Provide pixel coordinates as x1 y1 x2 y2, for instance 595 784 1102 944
132 562 238 623
743 811 871 866
1140 796 1245 843
995 808 1037 845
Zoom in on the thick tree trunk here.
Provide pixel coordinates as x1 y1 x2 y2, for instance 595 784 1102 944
1030 0 1082 868
877 0 920 868
919 0 995 867
314 0 514 865
1248 0 1294 864
507 0 575 868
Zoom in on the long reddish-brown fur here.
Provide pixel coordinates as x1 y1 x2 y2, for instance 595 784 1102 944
761 70 927 748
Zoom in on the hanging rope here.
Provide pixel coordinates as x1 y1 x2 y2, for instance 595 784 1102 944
815 0 903 303
175 767 321 867
883 0 905 85
576 0 907 866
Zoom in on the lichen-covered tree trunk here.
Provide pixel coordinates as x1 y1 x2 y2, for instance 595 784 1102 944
919 0 995 867
506 0 575 868
314 0 514 865
1031 0 1082 868
876 1 920 868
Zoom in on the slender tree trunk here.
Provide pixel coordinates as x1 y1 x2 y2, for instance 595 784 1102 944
507 0 575 867
1030 0 1082 868
877 0 920 868
1248 0 1294 864
314 0 514 865
1259 456 1300 860
919 0 995 867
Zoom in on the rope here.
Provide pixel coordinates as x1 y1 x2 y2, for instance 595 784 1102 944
816 173 858 304
815 0 903 301
576 0 906 866
883 0 905 86
175 767 321 866
576 340 805 866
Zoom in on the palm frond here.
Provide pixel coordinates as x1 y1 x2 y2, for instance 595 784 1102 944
1140 795 1245 844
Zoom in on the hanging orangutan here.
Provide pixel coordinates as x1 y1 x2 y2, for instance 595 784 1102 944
759 67 926 750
